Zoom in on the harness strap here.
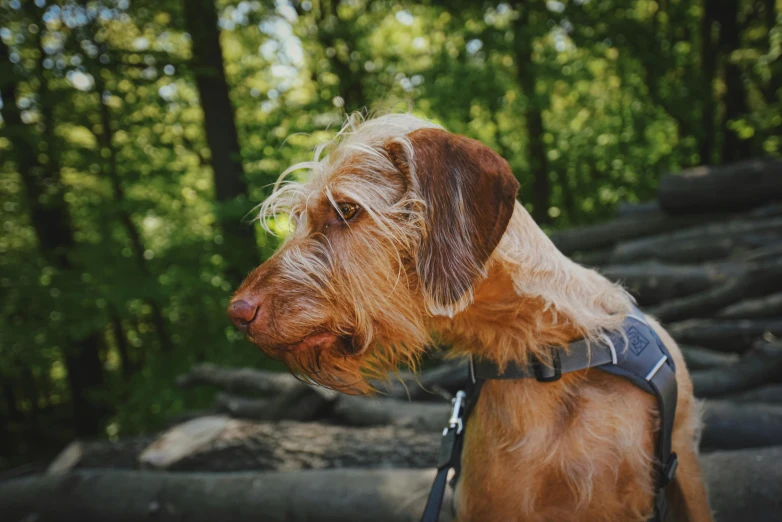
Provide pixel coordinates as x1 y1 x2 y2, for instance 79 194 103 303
419 428 459 522
420 380 482 522
420 308 678 522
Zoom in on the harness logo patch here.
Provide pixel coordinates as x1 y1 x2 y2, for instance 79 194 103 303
626 326 649 355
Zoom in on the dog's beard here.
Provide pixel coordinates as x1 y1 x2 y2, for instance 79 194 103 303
278 345 369 394
275 336 427 395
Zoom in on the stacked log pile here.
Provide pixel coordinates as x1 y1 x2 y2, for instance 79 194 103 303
3 159 782 522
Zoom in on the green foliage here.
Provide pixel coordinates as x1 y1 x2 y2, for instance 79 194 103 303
0 0 779 468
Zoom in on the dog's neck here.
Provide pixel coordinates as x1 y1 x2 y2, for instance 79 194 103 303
430 203 632 365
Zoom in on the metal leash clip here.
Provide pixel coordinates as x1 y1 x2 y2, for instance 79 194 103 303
444 390 466 435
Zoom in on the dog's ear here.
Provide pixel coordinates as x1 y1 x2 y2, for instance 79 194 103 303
384 128 519 315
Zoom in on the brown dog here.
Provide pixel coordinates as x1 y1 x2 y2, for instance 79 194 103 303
228 114 713 521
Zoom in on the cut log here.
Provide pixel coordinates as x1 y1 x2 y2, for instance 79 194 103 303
649 259 782 322
667 320 782 353
610 216 782 264
48 392 782 475
680 345 739 371
599 263 728 306
139 416 234 469
373 359 470 402
717 292 782 319
408 359 470 398
658 159 782 213
748 201 782 218
47 441 85 475
616 200 661 218
701 446 782 521
722 384 782 405
332 395 448 431
179 364 343 422
182 359 467 404
701 401 782 451
691 342 782 398
176 362 330 398
214 392 273 419
0 468 448 522
213 391 450 431
57 419 441 473
160 420 441 472
549 211 723 255
739 241 782 263
570 248 613 267
4 448 782 522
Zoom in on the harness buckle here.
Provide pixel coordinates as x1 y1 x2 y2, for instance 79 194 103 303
533 351 562 382
659 452 678 487
443 390 466 435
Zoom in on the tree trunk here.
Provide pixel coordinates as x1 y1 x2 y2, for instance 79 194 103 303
312 0 369 113
3 383 22 421
93 70 172 352
718 0 752 162
0 33 105 437
110 312 134 378
764 0 781 103
513 5 550 225
699 0 717 164
182 0 256 284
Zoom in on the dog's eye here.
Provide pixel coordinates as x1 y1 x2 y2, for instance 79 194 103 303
337 202 359 221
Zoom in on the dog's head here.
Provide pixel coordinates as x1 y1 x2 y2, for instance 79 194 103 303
228 115 519 393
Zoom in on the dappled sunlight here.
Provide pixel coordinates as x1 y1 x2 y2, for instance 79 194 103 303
0 0 779 476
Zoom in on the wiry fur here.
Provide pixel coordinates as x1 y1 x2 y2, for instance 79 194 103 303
231 113 713 521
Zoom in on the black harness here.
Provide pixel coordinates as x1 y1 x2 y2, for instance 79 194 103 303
420 308 679 522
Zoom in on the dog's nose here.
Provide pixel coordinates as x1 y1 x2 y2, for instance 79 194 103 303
227 299 260 332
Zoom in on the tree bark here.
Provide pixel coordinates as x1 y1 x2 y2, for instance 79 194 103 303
182 0 256 283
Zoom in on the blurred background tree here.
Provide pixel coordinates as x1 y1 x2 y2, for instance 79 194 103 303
0 0 779 469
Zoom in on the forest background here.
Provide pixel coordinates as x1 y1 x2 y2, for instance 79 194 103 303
1 0 780 469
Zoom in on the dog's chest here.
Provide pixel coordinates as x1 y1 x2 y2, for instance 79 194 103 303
454 377 658 522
